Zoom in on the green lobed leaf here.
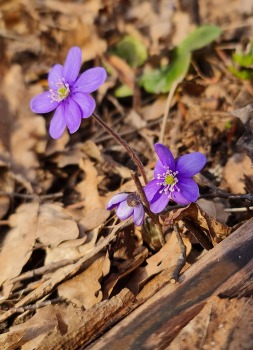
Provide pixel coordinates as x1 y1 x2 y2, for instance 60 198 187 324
228 66 253 80
114 84 133 97
114 35 147 68
232 52 253 68
178 25 222 53
139 50 191 94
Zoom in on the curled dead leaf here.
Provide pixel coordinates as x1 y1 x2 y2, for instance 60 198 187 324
162 202 231 245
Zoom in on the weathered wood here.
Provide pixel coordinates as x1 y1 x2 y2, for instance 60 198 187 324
87 218 253 350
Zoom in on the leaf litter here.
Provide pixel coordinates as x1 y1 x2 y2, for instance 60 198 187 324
0 0 253 349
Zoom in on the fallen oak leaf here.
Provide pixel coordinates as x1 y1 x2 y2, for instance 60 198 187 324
36 203 79 248
0 165 14 219
230 104 253 163
45 207 110 264
103 246 148 299
125 232 191 295
76 158 105 213
0 304 58 350
58 252 110 309
0 202 39 297
0 221 127 323
161 202 232 247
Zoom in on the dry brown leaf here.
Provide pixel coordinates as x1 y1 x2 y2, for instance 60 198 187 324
43 0 102 20
222 153 253 193
127 1 172 55
79 208 110 232
36 203 79 248
141 96 167 121
33 289 134 350
51 147 84 168
107 55 135 89
1 65 47 183
0 305 58 350
76 158 105 213
126 109 147 129
45 132 70 156
126 232 191 295
230 104 253 162
163 202 231 245
0 202 39 297
82 140 103 162
197 198 229 224
0 165 14 219
45 228 98 264
0 222 126 324
58 252 110 309
103 246 149 299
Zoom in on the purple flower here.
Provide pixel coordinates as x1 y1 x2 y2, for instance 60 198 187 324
30 46 107 139
144 143 206 213
107 192 145 226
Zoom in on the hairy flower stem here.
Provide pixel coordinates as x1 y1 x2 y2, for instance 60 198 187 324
92 112 148 185
131 172 165 247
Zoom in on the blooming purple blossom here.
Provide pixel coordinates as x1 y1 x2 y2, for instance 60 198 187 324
30 46 107 139
107 192 145 226
144 143 206 213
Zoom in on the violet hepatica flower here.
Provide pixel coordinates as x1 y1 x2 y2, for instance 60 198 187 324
30 46 107 139
107 192 145 226
144 143 206 213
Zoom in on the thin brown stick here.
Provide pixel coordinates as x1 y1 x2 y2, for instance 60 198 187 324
92 112 148 184
0 191 63 200
170 223 187 283
7 297 63 314
198 174 253 202
159 78 181 144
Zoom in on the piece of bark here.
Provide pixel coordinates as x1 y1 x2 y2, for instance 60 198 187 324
87 217 253 350
167 296 253 350
35 289 135 350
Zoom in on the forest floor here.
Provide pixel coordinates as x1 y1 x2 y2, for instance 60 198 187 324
0 0 253 349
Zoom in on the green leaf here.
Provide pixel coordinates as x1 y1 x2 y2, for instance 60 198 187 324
139 50 191 93
228 66 253 80
178 25 222 53
114 84 133 97
232 52 253 68
114 35 147 68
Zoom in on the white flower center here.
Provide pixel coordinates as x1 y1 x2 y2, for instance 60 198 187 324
49 78 70 102
156 167 179 197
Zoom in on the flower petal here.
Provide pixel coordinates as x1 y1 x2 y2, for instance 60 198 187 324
154 143 175 170
30 91 59 114
49 104 66 139
72 67 107 93
176 152 206 177
48 64 64 89
116 201 134 220
63 47 82 84
149 191 169 213
72 92 96 118
64 99 82 134
154 159 166 178
172 177 199 204
144 179 160 202
133 205 145 225
107 193 129 210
